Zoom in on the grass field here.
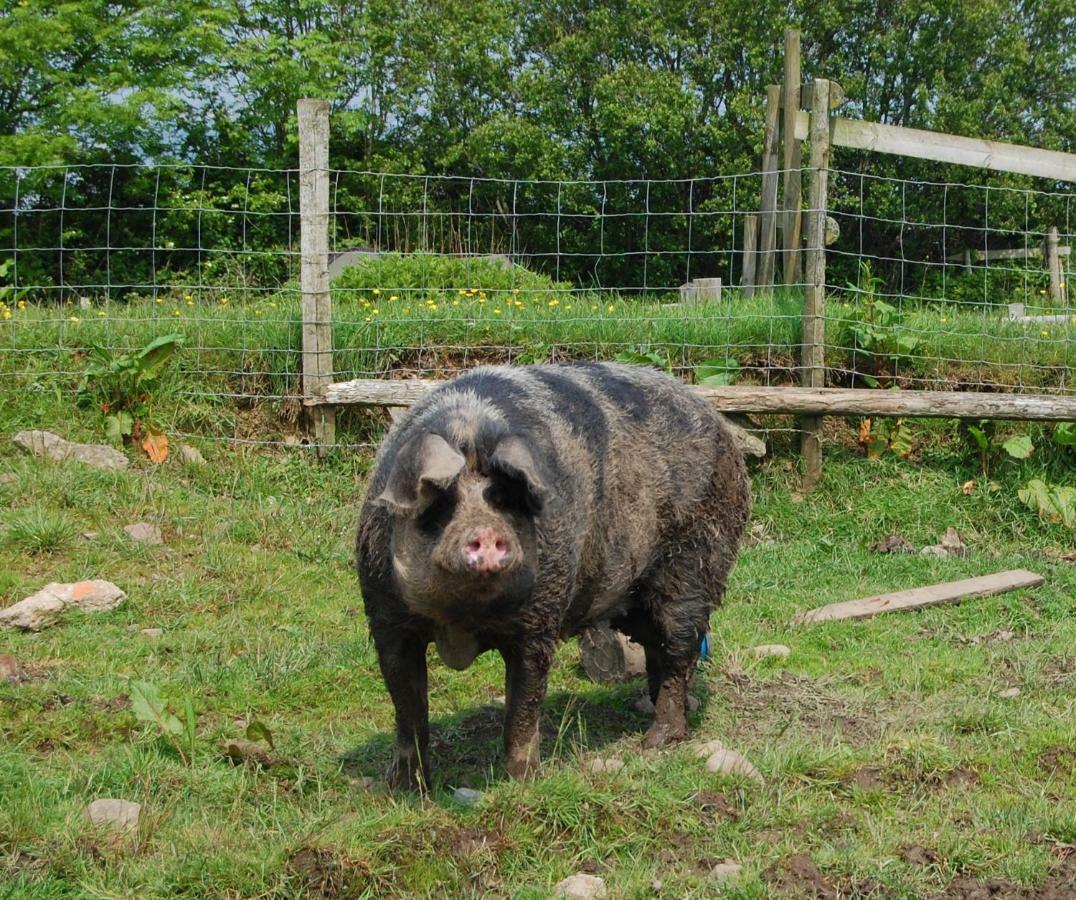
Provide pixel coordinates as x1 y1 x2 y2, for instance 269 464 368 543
1 348 1074 897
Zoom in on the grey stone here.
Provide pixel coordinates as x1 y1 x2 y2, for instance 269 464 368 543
997 687 1021 699
452 787 483 806
587 758 624 774
13 430 128 471
178 444 206 465
695 739 726 759
705 748 763 783
60 581 126 613
1 581 126 630
554 873 608 899
751 644 791 659
85 798 141 832
709 861 743 883
124 523 163 545
580 624 646 682
0 594 66 631
140 628 163 638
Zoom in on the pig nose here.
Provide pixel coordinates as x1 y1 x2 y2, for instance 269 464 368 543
464 527 511 574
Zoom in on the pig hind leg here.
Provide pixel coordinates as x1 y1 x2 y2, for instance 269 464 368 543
634 553 720 750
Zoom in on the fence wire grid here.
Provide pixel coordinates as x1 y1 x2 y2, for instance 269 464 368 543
1 162 1073 448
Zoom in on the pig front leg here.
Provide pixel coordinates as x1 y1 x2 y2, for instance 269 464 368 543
501 638 554 780
372 626 430 791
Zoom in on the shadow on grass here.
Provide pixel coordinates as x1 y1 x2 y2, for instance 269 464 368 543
339 677 708 790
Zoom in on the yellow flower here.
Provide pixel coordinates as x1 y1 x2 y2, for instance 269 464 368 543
478 297 486 304
479 291 487 299
2 310 10 320
173 309 181 317
186 299 194 306
269 302 277 309
389 295 398 301
219 296 229 305
372 309 380 315
1041 329 1049 337
452 300 461 306
458 289 466 296
1040 289 1047 295
372 288 381 295
548 299 559 307
155 298 163 304
428 303 438 311
591 304 598 311
183 293 192 301
402 307 410 314
565 305 572 311
511 289 519 295
97 311 106 317
493 308 502 315
607 305 615 313
17 300 26 309
68 315 80 323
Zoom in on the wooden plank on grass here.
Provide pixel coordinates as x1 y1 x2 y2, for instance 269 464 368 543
791 569 1044 626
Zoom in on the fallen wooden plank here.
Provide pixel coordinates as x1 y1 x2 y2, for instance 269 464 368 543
791 569 1044 626
308 376 766 457
312 381 1076 423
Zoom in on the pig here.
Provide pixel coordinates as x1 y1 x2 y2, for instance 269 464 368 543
355 362 750 790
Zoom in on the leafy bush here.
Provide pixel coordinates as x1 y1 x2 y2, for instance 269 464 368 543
330 252 569 301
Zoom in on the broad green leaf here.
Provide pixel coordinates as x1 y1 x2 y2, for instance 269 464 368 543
129 680 183 736
105 412 134 446
1001 435 1033 459
696 357 740 386
246 720 275 749
1054 422 1076 448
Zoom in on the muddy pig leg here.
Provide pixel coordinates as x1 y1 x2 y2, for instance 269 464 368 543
372 626 431 791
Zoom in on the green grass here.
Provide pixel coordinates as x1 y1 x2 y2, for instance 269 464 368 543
0 383 1074 896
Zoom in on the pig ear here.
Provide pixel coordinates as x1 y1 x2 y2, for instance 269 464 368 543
375 433 465 516
490 435 547 514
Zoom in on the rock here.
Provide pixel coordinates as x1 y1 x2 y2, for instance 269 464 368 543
588 758 624 774
824 215 840 246
140 628 163 638
998 687 1021 699
0 653 23 684
13 430 128 471
940 527 969 557
491 694 506 706
751 644 791 659
695 739 726 759
60 581 126 613
82 532 98 541
0 593 66 631
452 787 483 806
0 581 126 631
553 873 607 899
650 878 663 892
919 545 949 558
709 860 743 883
85 798 141 832
580 624 646 682
705 748 764 783
124 523 163 545
177 444 206 465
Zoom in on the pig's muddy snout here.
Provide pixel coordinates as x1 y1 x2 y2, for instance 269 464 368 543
463 526 512 574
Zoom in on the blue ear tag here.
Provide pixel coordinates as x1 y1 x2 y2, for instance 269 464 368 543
699 633 710 663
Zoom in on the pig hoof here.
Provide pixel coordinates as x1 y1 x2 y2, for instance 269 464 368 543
642 721 687 750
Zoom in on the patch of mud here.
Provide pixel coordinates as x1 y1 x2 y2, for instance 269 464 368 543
714 671 879 747
693 790 740 823
764 853 836 899
852 766 885 792
937 859 1075 899
1038 746 1075 778
901 845 941 867
287 847 371 899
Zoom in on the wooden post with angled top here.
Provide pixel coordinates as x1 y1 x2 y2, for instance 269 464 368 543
298 98 335 454
801 79 832 490
756 85 782 291
781 28 803 286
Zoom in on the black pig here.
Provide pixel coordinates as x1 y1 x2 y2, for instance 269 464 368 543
356 362 750 789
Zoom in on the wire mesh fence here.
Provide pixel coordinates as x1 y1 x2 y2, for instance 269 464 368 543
1 161 1073 448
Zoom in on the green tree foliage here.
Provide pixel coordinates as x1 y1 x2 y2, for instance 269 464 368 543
1 0 1073 294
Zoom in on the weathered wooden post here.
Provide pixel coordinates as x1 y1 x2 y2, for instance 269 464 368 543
756 85 782 291
298 99 336 453
781 28 803 286
801 79 832 490
1045 226 1064 303
741 214 759 297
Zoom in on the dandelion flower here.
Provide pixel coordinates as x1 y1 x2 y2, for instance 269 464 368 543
389 295 398 301
591 304 598 311
183 293 193 301
402 307 410 314
372 288 381 295
97 311 106 317
607 305 615 313
156 298 163 304
372 309 380 315
220 296 229 305
173 309 181 317
493 308 502 315
1041 329 1049 337
548 299 559 307
1040 289 1047 295
2 310 10 320
511 288 519 295
17 300 26 309
452 300 461 306
68 315 80 323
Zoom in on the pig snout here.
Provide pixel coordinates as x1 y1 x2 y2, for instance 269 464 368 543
463 527 512 574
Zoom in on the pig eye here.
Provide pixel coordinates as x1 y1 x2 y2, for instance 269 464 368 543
485 476 532 515
416 487 456 534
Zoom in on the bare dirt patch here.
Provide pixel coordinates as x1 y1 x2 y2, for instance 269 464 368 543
287 846 371 899
902 845 942 867
1037 746 1075 778
692 790 740 823
714 671 879 746
764 853 836 898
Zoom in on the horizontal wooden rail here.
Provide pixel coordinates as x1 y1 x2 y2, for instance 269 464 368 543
308 379 1076 421
793 112 1076 182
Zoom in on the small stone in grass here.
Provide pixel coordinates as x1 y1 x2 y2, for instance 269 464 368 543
705 748 764 783
0 594 66 631
140 628 163 638
0 654 22 684
553 873 607 899
452 787 482 806
709 860 743 883
695 739 726 758
588 757 624 774
124 523 163 545
85 798 141 832
14 430 128 471
178 444 206 465
751 644 791 659
998 687 1021 699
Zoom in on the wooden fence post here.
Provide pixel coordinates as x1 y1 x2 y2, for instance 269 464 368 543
781 28 803 286
1045 226 1064 303
756 85 782 291
741 214 759 297
801 79 832 490
298 98 335 454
